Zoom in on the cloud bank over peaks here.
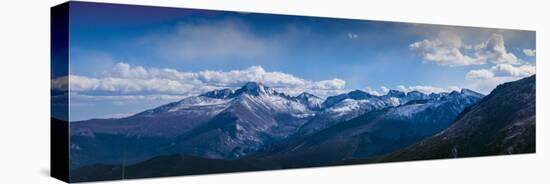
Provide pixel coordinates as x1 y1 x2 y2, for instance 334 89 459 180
53 63 347 98
53 62 468 104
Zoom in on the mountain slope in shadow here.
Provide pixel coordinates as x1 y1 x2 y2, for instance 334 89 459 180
70 154 277 182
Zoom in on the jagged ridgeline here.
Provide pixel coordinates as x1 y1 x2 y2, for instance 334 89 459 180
67 75 540 182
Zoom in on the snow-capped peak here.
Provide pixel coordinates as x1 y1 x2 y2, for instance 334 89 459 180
244 81 264 91
461 88 484 98
322 90 374 108
233 81 277 97
295 92 316 99
407 90 424 97
387 89 406 98
347 90 373 99
292 92 324 110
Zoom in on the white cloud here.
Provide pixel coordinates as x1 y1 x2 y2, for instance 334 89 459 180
197 66 310 88
409 39 480 66
464 76 520 94
472 34 518 65
410 32 518 66
465 63 535 93
363 87 382 96
52 63 347 98
523 49 536 56
409 31 480 66
107 63 149 79
380 86 390 93
67 75 195 95
492 63 535 77
69 93 188 106
466 69 495 80
309 79 346 90
396 85 460 94
466 63 535 81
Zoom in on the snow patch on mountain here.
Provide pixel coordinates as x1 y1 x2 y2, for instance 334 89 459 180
292 92 324 110
167 96 231 112
387 103 429 118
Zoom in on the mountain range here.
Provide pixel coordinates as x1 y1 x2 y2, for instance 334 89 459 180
371 75 536 162
69 76 535 182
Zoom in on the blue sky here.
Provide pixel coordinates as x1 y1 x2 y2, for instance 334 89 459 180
58 2 536 121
